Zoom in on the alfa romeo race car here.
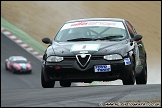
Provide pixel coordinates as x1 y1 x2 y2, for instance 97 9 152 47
5 56 32 73
41 18 147 88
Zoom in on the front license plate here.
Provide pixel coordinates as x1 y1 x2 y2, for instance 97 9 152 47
94 65 111 72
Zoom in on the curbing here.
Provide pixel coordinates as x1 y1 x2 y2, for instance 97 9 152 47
1 27 43 60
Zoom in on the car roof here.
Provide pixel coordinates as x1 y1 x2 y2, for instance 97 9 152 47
66 18 126 23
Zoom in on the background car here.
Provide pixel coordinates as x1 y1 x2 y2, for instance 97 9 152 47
41 18 147 88
5 56 32 74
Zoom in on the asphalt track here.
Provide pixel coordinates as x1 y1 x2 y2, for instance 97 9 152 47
1 33 161 107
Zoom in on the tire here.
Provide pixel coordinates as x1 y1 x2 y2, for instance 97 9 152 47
136 62 147 84
12 67 16 74
60 81 71 87
5 62 8 70
122 57 135 85
84 80 93 83
28 71 32 74
41 68 54 88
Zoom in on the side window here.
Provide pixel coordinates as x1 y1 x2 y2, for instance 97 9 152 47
126 21 135 38
9 57 13 61
132 27 137 35
128 21 138 35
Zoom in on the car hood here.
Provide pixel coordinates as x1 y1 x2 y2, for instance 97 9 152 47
13 63 28 69
46 40 132 57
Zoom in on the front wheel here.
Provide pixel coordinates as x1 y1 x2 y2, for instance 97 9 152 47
84 80 93 83
5 62 8 70
28 70 32 74
41 68 55 88
136 62 147 84
60 81 71 87
12 67 16 74
122 57 135 85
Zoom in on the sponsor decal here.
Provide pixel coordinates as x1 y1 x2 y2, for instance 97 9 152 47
61 21 125 30
124 58 131 65
71 21 116 27
94 65 111 72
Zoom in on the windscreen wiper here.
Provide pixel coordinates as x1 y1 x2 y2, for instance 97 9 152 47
67 38 93 41
94 35 124 40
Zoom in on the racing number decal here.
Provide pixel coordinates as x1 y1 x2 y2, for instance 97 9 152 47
82 45 86 49
70 44 100 52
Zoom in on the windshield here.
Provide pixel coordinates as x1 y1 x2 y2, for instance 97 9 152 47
13 60 28 63
55 21 128 42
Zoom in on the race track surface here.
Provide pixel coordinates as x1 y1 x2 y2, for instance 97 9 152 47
1 33 161 107
1 84 161 107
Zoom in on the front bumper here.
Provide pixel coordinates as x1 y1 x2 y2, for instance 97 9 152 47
15 68 32 73
43 58 132 82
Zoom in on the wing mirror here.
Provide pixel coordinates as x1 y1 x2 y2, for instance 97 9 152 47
133 34 142 41
42 37 52 44
130 34 143 46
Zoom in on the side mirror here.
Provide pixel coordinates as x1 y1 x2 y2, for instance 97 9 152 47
133 34 142 41
42 37 52 44
6 59 8 62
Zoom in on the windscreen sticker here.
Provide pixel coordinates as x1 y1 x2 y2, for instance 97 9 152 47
70 44 100 52
124 58 131 65
61 21 125 30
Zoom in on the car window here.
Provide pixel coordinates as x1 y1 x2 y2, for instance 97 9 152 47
9 57 13 61
126 21 137 38
55 21 128 41
89 27 127 37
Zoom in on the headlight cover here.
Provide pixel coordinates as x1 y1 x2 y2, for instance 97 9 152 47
46 56 64 62
104 54 122 60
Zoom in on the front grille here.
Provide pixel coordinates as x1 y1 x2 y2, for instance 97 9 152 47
64 56 75 60
63 55 104 67
21 67 27 70
76 54 91 67
91 55 103 60
64 55 103 60
77 55 90 66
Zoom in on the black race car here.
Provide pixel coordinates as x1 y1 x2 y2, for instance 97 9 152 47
41 18 147 88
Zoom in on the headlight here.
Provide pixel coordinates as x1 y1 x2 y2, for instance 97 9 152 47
104 54 122 60
46 56 64 62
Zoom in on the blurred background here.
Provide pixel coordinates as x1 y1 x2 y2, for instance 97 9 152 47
1 1 161 84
